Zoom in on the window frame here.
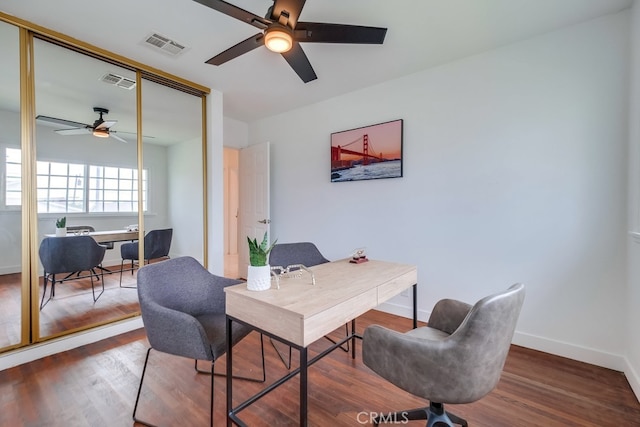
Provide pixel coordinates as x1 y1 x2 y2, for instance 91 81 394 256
3 146 149 214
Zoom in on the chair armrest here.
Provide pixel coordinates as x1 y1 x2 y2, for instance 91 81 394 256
427 298 472 334
141 300 212 360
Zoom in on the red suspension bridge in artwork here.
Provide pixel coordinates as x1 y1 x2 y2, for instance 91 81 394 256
331 134 385 170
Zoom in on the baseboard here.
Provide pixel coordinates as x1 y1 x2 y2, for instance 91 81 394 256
623 356 640 402
376 303 630 374
0 316 143 371
512 331 626 372
0 264 20 275
377 301 431 323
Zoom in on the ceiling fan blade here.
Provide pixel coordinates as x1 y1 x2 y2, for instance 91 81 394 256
95 120 117 130
294 22 387 44
117 131 155 139
55 127 91 135
192 0 271 29
271 0 306 28
36 115 89 128
206 33 265 65
281 42 317 83
109 132 128 143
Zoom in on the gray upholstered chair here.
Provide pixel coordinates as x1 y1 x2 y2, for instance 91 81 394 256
119 228 172 286
268 242 345 368
133 256 265 427
66 225 113 273
362 283 525 427
38 235 107 309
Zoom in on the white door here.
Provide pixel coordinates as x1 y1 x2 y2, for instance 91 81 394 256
238 142 270 278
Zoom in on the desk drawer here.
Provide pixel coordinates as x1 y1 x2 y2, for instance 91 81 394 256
377 269 418 304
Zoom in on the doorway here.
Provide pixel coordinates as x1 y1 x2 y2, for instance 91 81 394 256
224 147 239 278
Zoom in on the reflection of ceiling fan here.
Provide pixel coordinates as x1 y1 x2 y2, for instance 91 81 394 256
36 107 128 143
194 0 387 83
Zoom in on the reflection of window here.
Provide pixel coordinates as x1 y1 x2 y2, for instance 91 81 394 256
4 147 147 213
37 160 85 213
5 148 21 207
89 166 147 213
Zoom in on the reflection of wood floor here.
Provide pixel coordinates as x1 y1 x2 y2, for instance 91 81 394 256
0 310 638 426
0 263 141 348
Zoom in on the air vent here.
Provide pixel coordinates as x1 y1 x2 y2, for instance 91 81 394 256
100 73 136 90
143 32 188 56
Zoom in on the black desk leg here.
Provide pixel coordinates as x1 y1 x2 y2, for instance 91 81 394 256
413 284 418 329
226 316 233 427
300 346 308 427
351 319 357 359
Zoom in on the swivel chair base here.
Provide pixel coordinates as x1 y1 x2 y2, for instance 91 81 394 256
374 402 468 427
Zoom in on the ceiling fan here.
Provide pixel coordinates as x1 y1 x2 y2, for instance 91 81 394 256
193 0 387 83
36 107 128 143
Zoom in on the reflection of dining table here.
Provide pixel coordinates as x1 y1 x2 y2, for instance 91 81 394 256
46 229 139 244
81 229 139 244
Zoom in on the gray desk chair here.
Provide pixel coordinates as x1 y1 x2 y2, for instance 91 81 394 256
362 283 525 427
38 235 107 309
66 225 113 274
268 242 349 369
133 256 266 427
119 228 173 286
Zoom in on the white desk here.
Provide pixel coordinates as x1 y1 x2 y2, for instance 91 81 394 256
225 258 418 426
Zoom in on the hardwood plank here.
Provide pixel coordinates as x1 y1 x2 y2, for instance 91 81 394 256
0 309 638 426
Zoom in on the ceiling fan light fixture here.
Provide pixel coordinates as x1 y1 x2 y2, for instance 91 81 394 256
264 26 293 53
93 128 109 138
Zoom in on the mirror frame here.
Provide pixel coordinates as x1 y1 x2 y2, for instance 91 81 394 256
0 11 210 349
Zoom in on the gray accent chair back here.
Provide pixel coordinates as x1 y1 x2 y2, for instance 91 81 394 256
120 228 173 286
38 235 106 309
133 256 265 427
363 283 525 427
268 241 330 270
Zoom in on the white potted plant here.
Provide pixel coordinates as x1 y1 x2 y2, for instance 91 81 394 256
246 231 277 291
55 216 67 237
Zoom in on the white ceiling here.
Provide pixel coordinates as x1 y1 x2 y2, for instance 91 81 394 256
0 0 633 123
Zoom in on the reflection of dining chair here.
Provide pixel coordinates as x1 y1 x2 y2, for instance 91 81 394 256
38 235 107 309
133 256 265 427
268 242 346 369
362 284 525 427
119 228 173 286
66 225 113 274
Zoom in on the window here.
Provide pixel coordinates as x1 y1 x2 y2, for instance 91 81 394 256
5 148 21 207
89 166 147 213
36 160 85 213
4 148 147 213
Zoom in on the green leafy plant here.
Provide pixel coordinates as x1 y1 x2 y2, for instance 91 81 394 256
247 231 277 267
55 216 66 229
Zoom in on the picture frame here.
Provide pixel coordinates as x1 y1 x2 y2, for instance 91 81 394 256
330 119 403 182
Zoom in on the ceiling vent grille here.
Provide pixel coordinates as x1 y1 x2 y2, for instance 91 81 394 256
100 73 137 90
143 32 188 56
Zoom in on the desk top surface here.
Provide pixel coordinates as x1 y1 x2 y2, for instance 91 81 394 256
45 229 139 243
225 258 417 346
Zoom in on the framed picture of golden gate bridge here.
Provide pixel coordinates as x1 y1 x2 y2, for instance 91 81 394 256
330 119 403 182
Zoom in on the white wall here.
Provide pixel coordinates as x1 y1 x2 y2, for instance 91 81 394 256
223 116 249 150
168 137 204 262
249 12 631 370
626 0 640 399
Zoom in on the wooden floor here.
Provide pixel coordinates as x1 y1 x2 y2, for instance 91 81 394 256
0 263 142 348
0 309 638 427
